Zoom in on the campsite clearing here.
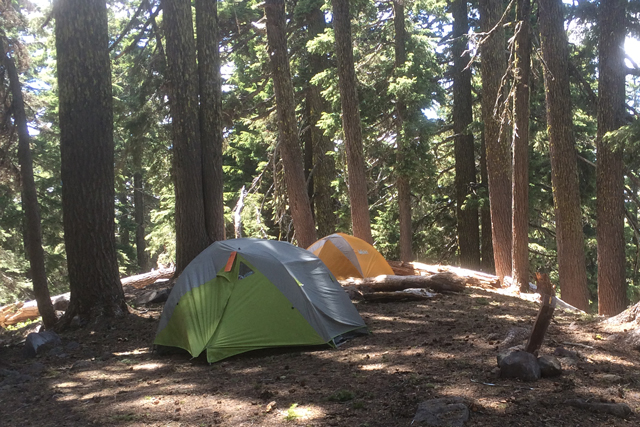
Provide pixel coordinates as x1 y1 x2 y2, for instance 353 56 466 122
1 283 640 426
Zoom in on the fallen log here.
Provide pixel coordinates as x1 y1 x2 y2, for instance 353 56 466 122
0 267 175 328
0 300 40 327
121 266 175 289
388 261 501 288
339 273 466 294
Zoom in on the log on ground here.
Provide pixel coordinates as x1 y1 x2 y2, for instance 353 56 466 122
339 273 466 293
388 261 500 288
121 266 175 289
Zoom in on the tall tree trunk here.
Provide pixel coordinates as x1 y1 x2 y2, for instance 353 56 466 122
480 133 495 273
479 0 511 280
452 0 480 269
163 0 210 274
133 171 150 272
539 0 590 310
597 0 628 315
1 39 57 329
307 4 337 238
511 0 531 292
55 0 126 323
196 0 225 243
264 0 318 248
331 0 373 244
394 0 413 261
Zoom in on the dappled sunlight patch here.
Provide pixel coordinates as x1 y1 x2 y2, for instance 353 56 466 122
132 362 167 371
278 403 325 421
359 363 386 371
54 380 83 388
113 348 151 357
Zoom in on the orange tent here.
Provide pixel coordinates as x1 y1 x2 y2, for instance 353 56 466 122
307 233 394 280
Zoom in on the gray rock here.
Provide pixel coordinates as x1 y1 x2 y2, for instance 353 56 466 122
24 330 62 358
134 288 170 306
497 346 525 366
52 292 70 311
413 397 470 426
538 355 562 377
499 350 541 382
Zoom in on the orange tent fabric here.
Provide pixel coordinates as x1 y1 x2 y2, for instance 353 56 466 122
307 233 394 280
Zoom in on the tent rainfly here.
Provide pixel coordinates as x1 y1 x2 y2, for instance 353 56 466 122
154 238 368 362
307 233 395 280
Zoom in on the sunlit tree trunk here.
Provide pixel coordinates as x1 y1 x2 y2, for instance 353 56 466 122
196 0 225 243
163 0 211 273
597 0 628 315
512 0 531 292
1 38 57 328
264 0 318 248
480 134 495 273
331 0 373 244
539 0 590 310
55 0 127 323
452 0 480 269
479 0 511 280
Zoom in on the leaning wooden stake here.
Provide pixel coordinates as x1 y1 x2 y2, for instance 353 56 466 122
525 294 557 353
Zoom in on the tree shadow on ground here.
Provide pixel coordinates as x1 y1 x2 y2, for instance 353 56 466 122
1 287 640 426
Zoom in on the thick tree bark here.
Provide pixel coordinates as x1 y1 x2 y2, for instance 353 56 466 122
196 0 226 243
394 0 413 262
479 0 511 280
512 0 531 292
163 0 211 274
331 0 373 244
264 0 318 248
452 0 480 269
306 4 337 238
539 0 590 310
597 0 628 316
55 0 127 322
1 39 57 329
480 134 495 273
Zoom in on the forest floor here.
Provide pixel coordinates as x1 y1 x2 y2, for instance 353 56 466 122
2 282 640 426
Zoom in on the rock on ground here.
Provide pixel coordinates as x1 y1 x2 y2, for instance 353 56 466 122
499 350 541 382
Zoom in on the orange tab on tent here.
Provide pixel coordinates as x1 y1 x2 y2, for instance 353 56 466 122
224 251 237 272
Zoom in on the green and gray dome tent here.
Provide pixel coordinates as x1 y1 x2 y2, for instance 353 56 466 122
154 238 368 362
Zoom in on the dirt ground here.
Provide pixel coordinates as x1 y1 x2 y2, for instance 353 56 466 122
2 284 640 427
